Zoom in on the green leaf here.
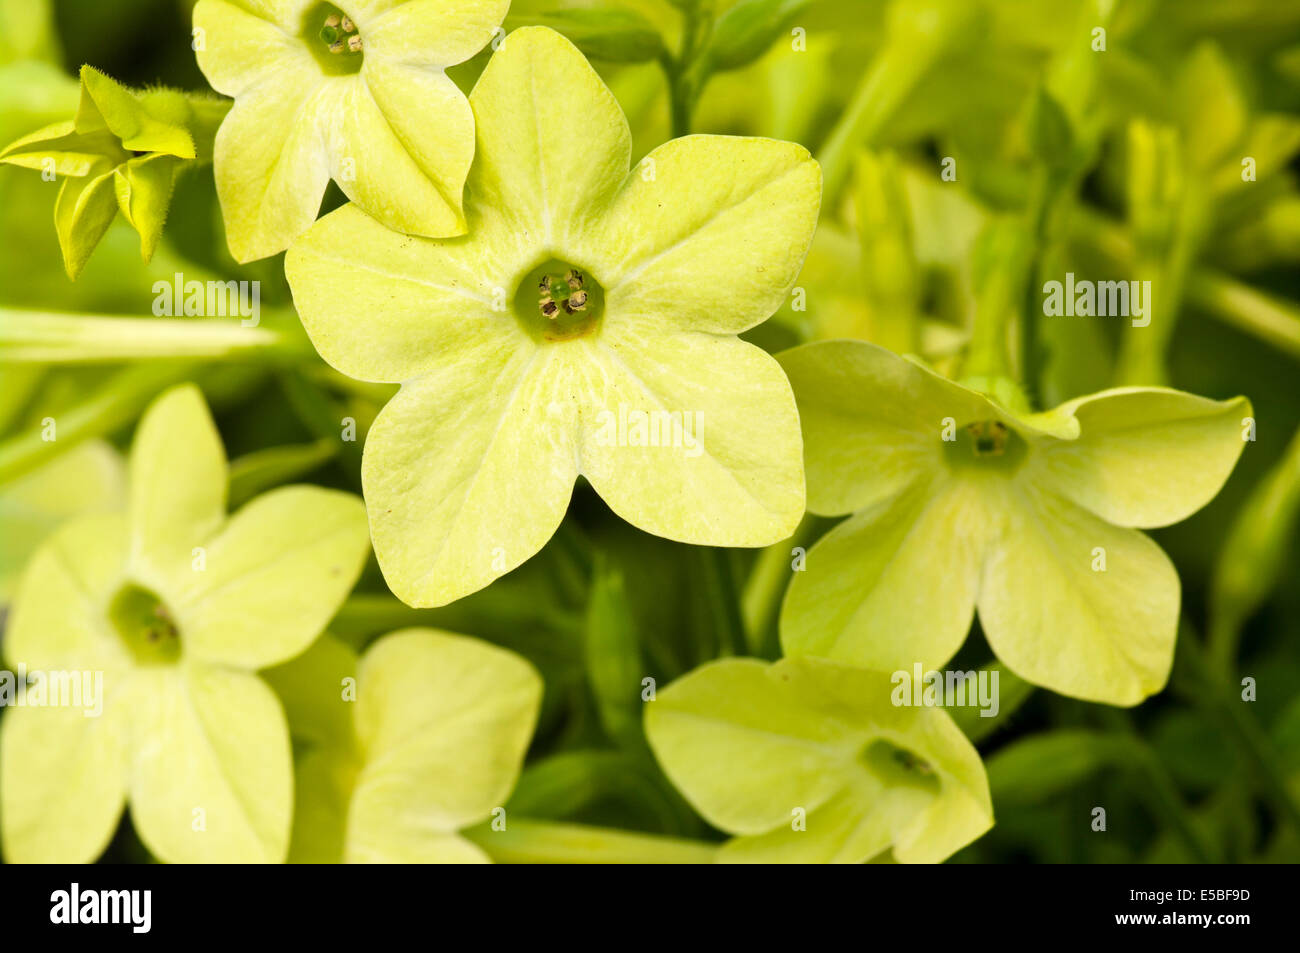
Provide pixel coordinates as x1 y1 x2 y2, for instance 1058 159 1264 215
705 0 810 72
506 1 666 62
986 731 1134 808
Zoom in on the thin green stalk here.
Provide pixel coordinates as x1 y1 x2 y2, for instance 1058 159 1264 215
462 817 717 864
1185 270 1300 360
661 2 713 137
694 546 745 658
740 514 817 656
0 309 306 364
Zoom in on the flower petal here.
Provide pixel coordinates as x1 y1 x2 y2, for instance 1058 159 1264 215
778 339 989 516
6 513 132 674
1032 387 1252 528
212 77 330 262
0 699 130 863
127 385 227 594
77 67 195 158
54 166 119 280
129 665 292 863
0 440 125 607
114 154 179 262
363 0 508 66
173 486 370 670
286 203 520 383
596 135 821 334
780 478 987 672
362 341 579 606
467 26 630 252
978 486 1179 706
334 62 472 237
346 629 540 860
193 0 317 98
573 326 804 546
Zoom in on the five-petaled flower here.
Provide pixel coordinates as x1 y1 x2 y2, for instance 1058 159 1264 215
778 340 1251 706
193 0 510 261
646 656 992 863
287 27 820 608
0 385 370 863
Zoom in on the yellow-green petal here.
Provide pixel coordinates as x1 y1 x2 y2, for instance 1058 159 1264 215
212 79 331 262
0 439 125 606
1032 387 1252 529
346 629 541 862
978 486 1179 706
129 664 291 863
362 0 509 66
0 698 131 863
77 66 195 159
362 342 578 607
780 478 986 672
335 62 471 237
596 136 821 334
573 327 805 546
54 166 119 280
126 385 227 593
645 657 992 864
6 512 132 674
193 0 318 98
114 153 179 262
286 203 518 383
778 339 988 515
468 26 630 250
172 486 370 670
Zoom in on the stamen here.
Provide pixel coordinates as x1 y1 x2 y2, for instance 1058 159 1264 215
348 35 363 52
967 420 1009 456
341 15 355 32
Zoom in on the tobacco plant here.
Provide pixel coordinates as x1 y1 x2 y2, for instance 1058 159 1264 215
0 0 1298 865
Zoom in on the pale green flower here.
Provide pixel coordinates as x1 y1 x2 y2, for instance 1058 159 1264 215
0 66 228 278
264 629 541 863
645 656 992 864
778 340 1251 706
286 27 819 607
193 0 510 261
0 385 370 863
0 439 124 607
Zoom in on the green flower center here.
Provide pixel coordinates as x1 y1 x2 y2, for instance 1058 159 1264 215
302 2 363 75
861 739 941 794
109 583 181 665
514 258 605 343
943 419 1028 474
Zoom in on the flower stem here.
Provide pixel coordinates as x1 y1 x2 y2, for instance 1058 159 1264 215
461 817 717 864
0 308 307 363
1185 270 1300 361
0 362 192 483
